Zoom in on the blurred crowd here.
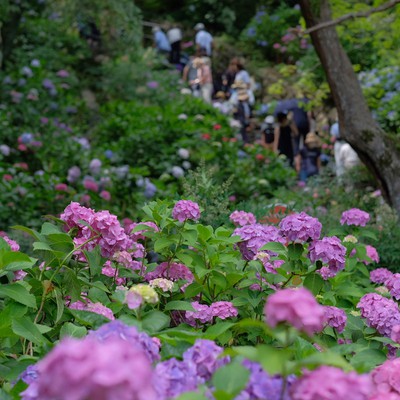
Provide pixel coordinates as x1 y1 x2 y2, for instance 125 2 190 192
151 21 360 184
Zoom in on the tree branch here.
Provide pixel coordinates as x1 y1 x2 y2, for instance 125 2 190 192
303 0 400 34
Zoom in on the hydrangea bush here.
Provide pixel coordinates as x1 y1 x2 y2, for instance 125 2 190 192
0 200 398 399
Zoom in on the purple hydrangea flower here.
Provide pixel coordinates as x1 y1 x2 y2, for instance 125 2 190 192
172 200 201 222
324 306 347 334
357 293 400 337
340 208 370 227
230 210 257 227
264 287 325 336
183 339 230 381
370 268 393 284
385 273 400 300
279 212 322 242
236 360 294 400
185 301 214 326
145 262 194 283
210 301 238 320
370 358 400 398
88 320 160 363
308 236 346 279
154 358 199 399
233 224 285 261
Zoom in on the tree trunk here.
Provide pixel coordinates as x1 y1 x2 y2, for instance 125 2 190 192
299 0 400 216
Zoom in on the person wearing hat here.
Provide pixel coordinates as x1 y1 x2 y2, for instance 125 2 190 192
166 24 183 64
194 23 213 57
234 89 252 143
295 131 322 182
152 26 171 56
260 115 275 151
229 80 255 107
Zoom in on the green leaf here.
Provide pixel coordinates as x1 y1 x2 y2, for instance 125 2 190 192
298 350 351 371
287 243 304 260
175 391 208 400
11 317 48 345
212 362 250 398
41 222 62 235
11 225 43 241
164 301 195 312
142 310 170 334
47 233 74 253
62 269 82 302
83 248 102 276
54 288 64 324
60 322 87 339
154 237 173 252
0 283 36 308
197 225 213 242
303 273 324 295
204 322 235 340
350 349 386 371
260 242 287 254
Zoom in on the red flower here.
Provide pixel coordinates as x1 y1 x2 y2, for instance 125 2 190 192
3 174 13 181
222 137 230 142
213 124 222 130
202 133 211 140
255 154 265 161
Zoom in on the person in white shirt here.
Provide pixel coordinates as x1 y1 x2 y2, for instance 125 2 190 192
194 23 213 57
167 25 182 64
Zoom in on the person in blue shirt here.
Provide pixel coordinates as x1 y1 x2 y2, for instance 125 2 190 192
152 26 171 55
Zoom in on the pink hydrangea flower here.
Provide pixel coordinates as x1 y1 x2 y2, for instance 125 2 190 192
370 268 393 284
172 200 201 222
0 233 20 251
23 336 156 400
233 223 285 261
210 301 238 320
145 262 194 283
60 202 95 231
324 306 347 333
264 287 325 336
100 190 111 201
55 183 68 192
340 208 370 227
365 245 380 264
391 325 400 343
357 293 400 337
83 179 99 192
308 236 346 279
385 273 400 300
185 301 214 326
279 212 322 242
370 358 400 397
229 210 257 226
69 299 115 320
290 366 372 400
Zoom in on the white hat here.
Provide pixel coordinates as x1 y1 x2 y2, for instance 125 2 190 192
194 23 205 31
152 26 160 33
265 115 274 124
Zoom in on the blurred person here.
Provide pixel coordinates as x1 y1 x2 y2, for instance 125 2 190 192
229 81 255 107
194 23 213 57
233 60 251 88
273 111 298 167
192 57 213 103
221 58 238 97
167 24 182 64
234 90 252 143
296 132 322 182
152 26 171 56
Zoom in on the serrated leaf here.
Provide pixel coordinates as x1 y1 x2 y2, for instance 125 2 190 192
303 273 324 295
54 288 64 323
204 322 235 340
62 269 81 302
60 322 87 339
260 242 287 254
164 301 195 312
12 317 48 345
142 310 170 334
0 283 36 308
